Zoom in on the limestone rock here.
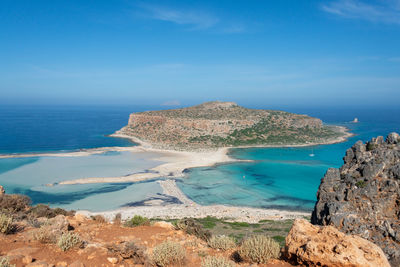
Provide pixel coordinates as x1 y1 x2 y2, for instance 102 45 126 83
312 133 400 265
107 257 118 264
153 221 175 230
285 219 390 267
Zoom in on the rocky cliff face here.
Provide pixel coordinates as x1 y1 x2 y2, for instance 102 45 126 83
116 101 344 149
312 133 400 265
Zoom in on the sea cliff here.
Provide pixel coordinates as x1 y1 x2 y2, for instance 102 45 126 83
312 132 400 266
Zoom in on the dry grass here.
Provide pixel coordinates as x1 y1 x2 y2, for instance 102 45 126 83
207 235 236 250
151 241 185 267
0 257 15 267
201 256 236 267
32 226 58 244
0 213 14 234
238 235 280 264
91 215 107 224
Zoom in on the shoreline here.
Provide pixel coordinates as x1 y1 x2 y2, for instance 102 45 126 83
0 126 353 186
0 128 351 222
78 180 310 223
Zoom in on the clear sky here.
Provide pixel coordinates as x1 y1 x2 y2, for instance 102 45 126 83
1 0 399 107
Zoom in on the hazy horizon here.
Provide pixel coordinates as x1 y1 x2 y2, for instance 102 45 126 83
1 0 399 107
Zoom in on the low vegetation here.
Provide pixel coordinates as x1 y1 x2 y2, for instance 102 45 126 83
32 226 57 243
201 256 236 267
0 257 15 267
175 218 212 241
57 232 82 251
124 215 150 227
207 235 236 250
238 235 280 264
151 241 186 267
0 213 14 234
107 241 148 264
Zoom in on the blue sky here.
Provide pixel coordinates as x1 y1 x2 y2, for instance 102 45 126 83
1 0 399 107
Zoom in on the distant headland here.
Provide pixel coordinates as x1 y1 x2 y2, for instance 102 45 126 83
113 101 351 150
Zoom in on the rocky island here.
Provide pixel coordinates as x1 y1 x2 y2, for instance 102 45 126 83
114 101 349 150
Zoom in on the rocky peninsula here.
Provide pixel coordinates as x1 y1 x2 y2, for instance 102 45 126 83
114 101 350 150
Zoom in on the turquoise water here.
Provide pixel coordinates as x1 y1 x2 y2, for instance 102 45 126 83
0 106 399 212
0 151 163 211
178 110 400 211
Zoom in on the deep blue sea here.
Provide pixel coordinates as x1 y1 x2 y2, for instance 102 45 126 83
0 105 399 211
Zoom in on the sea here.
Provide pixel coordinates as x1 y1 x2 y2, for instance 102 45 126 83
0 105 399 212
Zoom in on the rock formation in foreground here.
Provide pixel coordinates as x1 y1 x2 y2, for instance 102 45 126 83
312 133 400 265
285 219 390 267
115 101 347 149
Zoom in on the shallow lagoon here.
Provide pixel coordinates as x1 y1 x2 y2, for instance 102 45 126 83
0 151 163 211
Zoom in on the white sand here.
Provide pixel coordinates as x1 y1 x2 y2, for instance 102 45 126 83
78 180 309 223
0 130 350 221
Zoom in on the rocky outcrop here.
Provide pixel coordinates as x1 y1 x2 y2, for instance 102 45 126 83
312 133 400 265
116 101 346 149
285 219 390 267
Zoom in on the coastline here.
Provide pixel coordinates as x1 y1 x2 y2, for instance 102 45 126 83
77 180 309 223
0 127 351 221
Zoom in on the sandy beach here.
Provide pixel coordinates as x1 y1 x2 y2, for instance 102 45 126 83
78 180 309 223
0 128 350 221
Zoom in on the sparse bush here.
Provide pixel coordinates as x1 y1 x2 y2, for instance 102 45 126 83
0 213 14 234
0 257 15 267
356 180 366 188
152 241 185 267
29 204 72 218
113 213 122 225
107 241 148 263
125 215 150 227
201 256 236 267
0 194 30 213
32 225 57 243
175 218 211 241
207 235 236 250
238 235 280 264
57 232 82 251
91 215 107 224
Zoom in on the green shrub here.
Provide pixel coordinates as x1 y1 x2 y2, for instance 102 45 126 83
57 232 82 251
356 180 366 188
0 213 14 234
207 235 236 250
125 215 149 227
175 218 211 241
238 235 280 264
201 256 236 267
0 257 15 267
366 142 377 151
151 241 185 267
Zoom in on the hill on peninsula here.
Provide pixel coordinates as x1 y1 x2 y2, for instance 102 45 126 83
115 101 347 150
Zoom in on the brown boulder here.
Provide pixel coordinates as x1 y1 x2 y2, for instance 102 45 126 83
284 219 390 267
